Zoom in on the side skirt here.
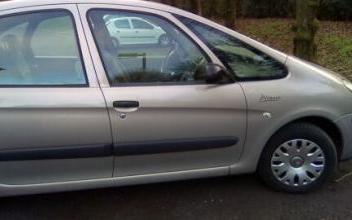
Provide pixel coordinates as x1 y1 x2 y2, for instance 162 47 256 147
0 166 229 197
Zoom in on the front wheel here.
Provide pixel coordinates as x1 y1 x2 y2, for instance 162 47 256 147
258 123 337 193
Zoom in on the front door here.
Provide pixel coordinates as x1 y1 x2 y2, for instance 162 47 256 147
0 5 113 185
82 5 246 177
130 18 158 44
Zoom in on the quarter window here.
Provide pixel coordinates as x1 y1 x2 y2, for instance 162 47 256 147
178 16 288 80
88 10 208 85
0 10 86 86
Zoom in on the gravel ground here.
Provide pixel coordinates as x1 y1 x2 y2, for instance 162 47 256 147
1 161 352 220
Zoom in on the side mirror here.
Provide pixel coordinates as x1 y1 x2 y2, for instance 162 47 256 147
204 63 234 84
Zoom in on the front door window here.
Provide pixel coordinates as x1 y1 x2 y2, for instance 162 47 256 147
88 10 209 85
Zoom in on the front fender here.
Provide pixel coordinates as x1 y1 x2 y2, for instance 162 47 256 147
230 108 341 175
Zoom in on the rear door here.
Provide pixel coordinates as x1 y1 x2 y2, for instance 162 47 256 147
0 5 113 185
80 4 246 177
107 18 134 45
130 18 158 44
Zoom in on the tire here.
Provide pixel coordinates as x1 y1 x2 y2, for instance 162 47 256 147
158 34 170 47
258 123 337 193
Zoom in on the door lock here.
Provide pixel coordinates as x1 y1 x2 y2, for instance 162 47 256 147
119 113 127 119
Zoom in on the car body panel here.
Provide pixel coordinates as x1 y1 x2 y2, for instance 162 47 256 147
103 85 246 177
335 114 352 160
233 56 352 173
79 4 247 177
0 4 114 185
0 166 229 197
0 0 350 196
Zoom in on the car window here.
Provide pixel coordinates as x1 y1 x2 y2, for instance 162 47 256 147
32 16 80 58
88 10 209 85
132 19 154 30
0 22 28 42
177 16 288 80
115 19 130 29
0 10 86 86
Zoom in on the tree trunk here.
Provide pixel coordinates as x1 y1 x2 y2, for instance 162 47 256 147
189 0 202 15
178 0 187 9
169 0 177 6
224 0 237 29
293 0 319 62
159 0 176 6
196 0 202 15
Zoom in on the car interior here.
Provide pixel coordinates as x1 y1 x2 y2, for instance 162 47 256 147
0 11 86 86
89 10 208 85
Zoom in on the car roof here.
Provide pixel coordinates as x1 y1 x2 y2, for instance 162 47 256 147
0 0 182 14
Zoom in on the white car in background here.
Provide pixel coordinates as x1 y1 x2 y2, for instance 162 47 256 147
106 16 170 46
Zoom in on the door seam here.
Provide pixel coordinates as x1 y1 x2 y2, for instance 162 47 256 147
75 4 115 178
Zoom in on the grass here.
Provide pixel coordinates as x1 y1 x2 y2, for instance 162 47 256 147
236 19 352 80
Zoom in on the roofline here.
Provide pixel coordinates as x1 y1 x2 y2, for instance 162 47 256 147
0 0 184 14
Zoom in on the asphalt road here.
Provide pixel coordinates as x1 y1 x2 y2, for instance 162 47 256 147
1 162 352 220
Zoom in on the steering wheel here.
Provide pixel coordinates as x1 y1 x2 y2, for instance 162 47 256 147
161 40 177 74
161 39 208 82
179 57 207 82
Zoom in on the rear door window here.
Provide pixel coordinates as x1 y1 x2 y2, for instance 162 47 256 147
0 10 87 86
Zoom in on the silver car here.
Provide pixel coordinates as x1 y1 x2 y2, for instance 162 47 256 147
0 0 351 197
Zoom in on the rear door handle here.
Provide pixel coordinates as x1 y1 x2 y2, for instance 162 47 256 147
113 101 139 108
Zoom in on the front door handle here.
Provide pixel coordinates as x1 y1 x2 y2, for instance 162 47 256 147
113 101 139 108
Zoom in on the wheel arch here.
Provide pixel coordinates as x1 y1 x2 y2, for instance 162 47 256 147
261 116 343 162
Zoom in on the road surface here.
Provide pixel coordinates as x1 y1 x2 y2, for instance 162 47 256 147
1 162 352 220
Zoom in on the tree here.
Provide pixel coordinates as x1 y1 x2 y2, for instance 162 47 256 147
157 0 202 15
293 0 320 62
224 0 237 29
188 0 203 15
195 0 203 16
318 0 352 20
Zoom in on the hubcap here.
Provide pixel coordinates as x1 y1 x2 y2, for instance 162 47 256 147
290 156 304 168
271 139 326 187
